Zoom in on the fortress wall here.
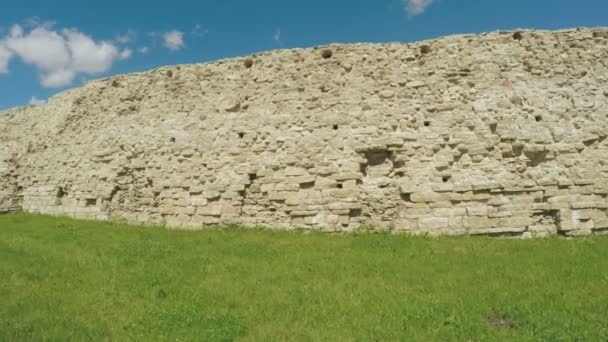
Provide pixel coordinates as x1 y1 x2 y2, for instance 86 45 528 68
0 150 20 213
2 28 608 236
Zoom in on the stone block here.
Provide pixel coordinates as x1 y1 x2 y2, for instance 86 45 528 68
419 217 449 230
410 191 446 203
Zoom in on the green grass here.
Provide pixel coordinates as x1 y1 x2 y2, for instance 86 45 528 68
1 213 608 341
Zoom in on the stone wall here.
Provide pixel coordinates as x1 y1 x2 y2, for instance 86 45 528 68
1 28 608 236
0 147 20 213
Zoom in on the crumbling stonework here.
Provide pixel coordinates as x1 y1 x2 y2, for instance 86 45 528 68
1 28 608 236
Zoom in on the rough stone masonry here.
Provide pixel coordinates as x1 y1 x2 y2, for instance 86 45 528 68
1 28 608 236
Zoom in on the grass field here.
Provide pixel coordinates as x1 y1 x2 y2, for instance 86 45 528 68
1 213 608 341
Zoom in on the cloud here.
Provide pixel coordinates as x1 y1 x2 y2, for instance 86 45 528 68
163 30 184 51
119 48 132 60
1 23 125 88
138 46 149 54
0 44 12 73
115 29 136 44
63 29 120 73
28 96 46 105
273 28 281 44
403 0 435 16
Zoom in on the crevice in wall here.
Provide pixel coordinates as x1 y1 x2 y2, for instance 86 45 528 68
300 181 315 189
532 209 561 235
524 150 550 167
108 186 119 203
475 230 526 238
365 149 391 167
489 122 498 133
513 144 524 157
359 163 368 177
55 187 66 205
358 148 394 177
349 209 362 217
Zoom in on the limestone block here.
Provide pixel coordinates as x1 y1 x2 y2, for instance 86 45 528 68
467 206 489 217
410 191 446 203
419 217 449 230
464 216 497 229
197 205 222 217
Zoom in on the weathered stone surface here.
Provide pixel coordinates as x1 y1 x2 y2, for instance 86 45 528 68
1 28 607 236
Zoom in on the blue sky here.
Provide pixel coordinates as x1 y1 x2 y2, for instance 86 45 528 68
1 0 607 109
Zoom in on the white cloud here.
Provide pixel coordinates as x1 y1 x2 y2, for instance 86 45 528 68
5 25 71 73
1 24 125 88
138 46 149 54
42 69 76 88
119 48 132 60
273 28 281 44
28 96 46 105
63 29 119 73
403 0 435 16
0 44 12 73
115 29 136 44
163 30 184 51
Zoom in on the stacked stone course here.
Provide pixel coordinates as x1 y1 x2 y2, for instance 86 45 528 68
1 28 608 236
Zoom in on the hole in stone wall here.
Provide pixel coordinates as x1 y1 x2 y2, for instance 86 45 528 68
238 132 245 139
442 176 451 183
524 150 550 167
513 144 524 157
169 137 176 143
249 173 258 182
300 181 315 189
532 210 561 235
349 209 362 217
336 183 344 189
490 123 498 133
424 121 431 127
400 193 411 202
360 163 368 177
535 115 542 122
321 49 333 59
111 80 120 87
243 58 254 69
420 45 432 54
55 187 66 205
166 70 173 78
332 124 339 130
582 138 597 147
513 32 523 40
364 149 391 167
85 198 97 207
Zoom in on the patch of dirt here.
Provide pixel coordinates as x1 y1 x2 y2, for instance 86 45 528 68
487 312 517 329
